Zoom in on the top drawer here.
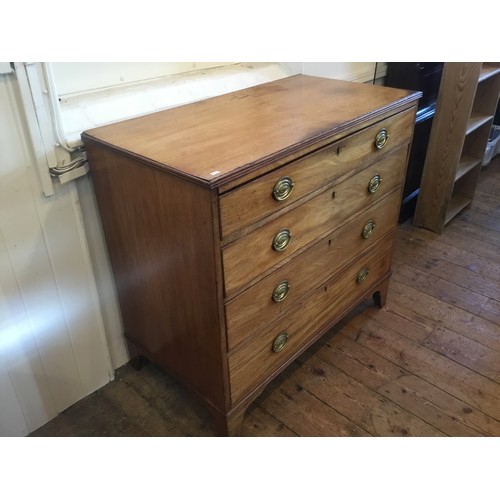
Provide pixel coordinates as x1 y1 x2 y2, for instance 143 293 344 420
219 108 415 239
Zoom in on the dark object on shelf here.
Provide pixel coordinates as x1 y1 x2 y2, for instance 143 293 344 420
384 63 444 222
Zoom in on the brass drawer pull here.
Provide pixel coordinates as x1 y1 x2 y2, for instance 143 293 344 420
362 220 376 239
374 128 389 150
272 280 290 303
272 332 288 352
368 174 382 194
272 228 292 252
357 267 370 284
273 176 295 201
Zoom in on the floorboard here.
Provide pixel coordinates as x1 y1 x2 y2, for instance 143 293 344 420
30 157 500 437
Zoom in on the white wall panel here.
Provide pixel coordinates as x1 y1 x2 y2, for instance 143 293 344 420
1 76 86 409
0 220 58 432
0 366 28 436
0 70 112 435
34 181 113 391
0 228 48 435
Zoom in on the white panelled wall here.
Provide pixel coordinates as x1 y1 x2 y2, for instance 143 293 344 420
0 62 377 436
0 70 113 436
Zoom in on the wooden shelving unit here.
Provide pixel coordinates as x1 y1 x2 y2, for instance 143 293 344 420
413 62 500 233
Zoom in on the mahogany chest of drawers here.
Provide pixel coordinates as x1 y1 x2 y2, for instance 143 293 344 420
82 75 420 435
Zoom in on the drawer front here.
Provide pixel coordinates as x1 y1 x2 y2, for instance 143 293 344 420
219 108 415 238
222 146 407 297
225 189 401 350
228 233 394 403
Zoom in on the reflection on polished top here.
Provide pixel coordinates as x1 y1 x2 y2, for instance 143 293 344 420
82 74 420 186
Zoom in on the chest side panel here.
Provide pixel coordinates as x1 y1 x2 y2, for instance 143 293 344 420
85 142 227 410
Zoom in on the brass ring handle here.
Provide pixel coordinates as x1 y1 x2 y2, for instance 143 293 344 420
374 128 389 150
273 176 295 201
362 220 376 239
272 228 292 252
272 332 289 352
357 267 370 284
368 174 382 194
272 280 290 303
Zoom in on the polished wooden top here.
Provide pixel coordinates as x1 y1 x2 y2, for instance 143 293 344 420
81 74 420 187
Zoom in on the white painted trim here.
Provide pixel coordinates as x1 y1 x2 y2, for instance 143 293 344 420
68 181 114 380
13 63 55 197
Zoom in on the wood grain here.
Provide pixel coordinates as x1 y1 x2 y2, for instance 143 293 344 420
314 330 490 436
342 312 500 420
256 371 371 437
296 354 445 436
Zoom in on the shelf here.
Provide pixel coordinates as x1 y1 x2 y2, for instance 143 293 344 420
445 194 472 225
455 155 481 181
466 112 493 135
414 63 498 234
478 64 500 83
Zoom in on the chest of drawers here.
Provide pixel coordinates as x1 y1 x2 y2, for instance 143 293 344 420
82 75 420 435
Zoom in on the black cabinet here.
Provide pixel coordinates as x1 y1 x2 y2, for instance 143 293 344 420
384 62 444 222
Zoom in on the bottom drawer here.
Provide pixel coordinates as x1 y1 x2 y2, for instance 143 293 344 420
228 233 394 403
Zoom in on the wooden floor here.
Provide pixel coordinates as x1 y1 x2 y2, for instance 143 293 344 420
31 157 500 437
